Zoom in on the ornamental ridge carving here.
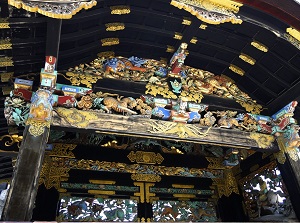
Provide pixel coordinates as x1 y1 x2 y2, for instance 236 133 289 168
127 151 164 164
131 174 161 182
8 0 97 19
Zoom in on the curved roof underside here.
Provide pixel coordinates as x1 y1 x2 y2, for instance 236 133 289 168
1 0 300 136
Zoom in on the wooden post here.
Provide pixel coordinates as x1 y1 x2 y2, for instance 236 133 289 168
2 18 61 220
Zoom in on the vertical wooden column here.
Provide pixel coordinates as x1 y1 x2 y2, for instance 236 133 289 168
2 18 62 221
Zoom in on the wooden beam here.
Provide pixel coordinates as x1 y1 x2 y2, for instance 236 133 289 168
51 107 278 151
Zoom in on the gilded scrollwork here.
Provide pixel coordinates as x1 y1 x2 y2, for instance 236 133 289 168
206 157 225 169
1 72 13 82
0 134 23 148
59 71 102 88
54 107 98 128
148 122 211 138
249 132 274 149
212 169 239 197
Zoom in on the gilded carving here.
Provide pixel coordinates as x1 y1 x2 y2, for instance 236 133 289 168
0 18 10 29
199 24 207 29
26 89 53 137
105 23 125 32
174 32 183 40
127 151 164 164
0 57 13 67
55 158 223 178
8 0 97 19
2 86 13 95
49 143 76 158
182 17 192 25
206 157 225 169
229 64 244 76
251 41 268 52
54 107 98 128
170 0 243 25
131 174 161 182
276 136 299 163
101 38 120 46
166 45 175 53
0 134 23 148
0 38 12 50
212 169 239 197
1 72 13 82
110 5 130 15
249 132 274 149
239 54 256 65
60 71 102 88
39 155 70 191
97 51 115 58
190 37 198 44
148 122 211 138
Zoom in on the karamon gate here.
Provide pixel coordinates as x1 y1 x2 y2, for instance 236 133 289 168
0 0 300 222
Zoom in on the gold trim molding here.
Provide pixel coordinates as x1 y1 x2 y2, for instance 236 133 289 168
239 53 256 65
286 27 300 42
110 5 130 15
101 38 120 46
251 41 268 52
105 23 125 32
8 0 97 19
229 64 244 76
0 39 12 50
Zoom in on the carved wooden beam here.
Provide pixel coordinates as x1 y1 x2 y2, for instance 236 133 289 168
51 107 278 151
